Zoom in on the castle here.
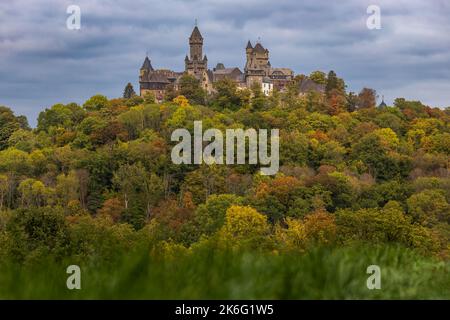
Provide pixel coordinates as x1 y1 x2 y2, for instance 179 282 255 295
139 25 296 101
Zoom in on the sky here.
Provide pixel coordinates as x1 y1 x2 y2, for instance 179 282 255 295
1 0 449 127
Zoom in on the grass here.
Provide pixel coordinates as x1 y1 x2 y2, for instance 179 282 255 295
0 245 448 299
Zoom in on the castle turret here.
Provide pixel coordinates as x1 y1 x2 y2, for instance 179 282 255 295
244 40 269 87
189 26 203 60
185 24 209 91
140 56 154 81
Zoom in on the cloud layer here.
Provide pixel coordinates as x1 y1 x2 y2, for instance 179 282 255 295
1 0 449 126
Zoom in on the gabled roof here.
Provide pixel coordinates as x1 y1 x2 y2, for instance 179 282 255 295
213 67 243 75
141 56 154 71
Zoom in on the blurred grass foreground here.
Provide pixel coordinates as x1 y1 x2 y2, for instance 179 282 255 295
0 244 448 299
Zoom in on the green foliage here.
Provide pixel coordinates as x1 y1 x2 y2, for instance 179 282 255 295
0 106 28 150
407 189 449 227
38 103 85 132
0 245 448 299
336 206 439 254
210 78 243 111
309 71 327 85
83 95 109 112
123 82 136 99
177 74 206 105
1 78 449 298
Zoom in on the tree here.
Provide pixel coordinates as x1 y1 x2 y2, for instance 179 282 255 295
18 178 52 207
113 163 163 229
83 95 109 112
352 133 412 181
0 106 28 150
220 205 269 248
123 83 136 99
178 74 206 105
37 103 85 133
189 194 244 238
357 88 377 109
325 70 338 95
336 206 438 253
7 129 36 152
407 189 449 227
309 71 327 85
0 174 8 211
250 82 268 110
143 91 156 104
346 92 358 112
97 198 125 222
303 211 336 245
211 78 242 111
55 171 80 208
182 164 227 205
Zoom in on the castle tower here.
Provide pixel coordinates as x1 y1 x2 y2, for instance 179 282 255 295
185 25 210 91
244 40 269 88
140 56 154 81
189 26 203 61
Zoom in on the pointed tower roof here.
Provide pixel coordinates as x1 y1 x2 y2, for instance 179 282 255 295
141 56 154 71
190 26 203 40
246 40 253 49
378 95 387 108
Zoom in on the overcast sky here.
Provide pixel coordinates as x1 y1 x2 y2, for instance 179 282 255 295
1 0 449 126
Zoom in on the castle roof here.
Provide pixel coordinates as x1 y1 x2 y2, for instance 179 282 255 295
190 26 203 40
378 96 387 108
246 40 253 49
141 70 172 84
213 67 242 75
215 63 225 70
254 42 266 53
141 56 154 71
269 68 293 76
148 73 171 83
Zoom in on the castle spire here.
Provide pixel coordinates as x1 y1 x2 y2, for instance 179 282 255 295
246 40 253 49
378 95 387 108
190 25 203 41
141 56 153 71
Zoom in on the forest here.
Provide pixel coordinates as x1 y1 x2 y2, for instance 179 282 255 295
0 71 449 299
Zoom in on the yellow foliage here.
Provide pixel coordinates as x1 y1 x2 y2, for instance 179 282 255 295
173 95 190 107
274 218 307 251
303 211 337 245
374 128 399 149
220 205 269 246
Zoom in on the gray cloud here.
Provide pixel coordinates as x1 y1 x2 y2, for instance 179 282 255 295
0 0 449 126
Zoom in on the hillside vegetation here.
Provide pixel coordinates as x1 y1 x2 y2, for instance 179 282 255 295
0 73 449 298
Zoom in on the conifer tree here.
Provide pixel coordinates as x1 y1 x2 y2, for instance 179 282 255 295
123 83 136 99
